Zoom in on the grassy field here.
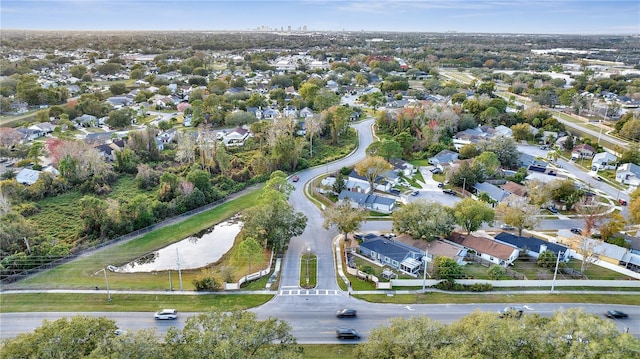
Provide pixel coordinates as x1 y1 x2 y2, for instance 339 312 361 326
0 293 273 313
11 189 264 290
356 292 640 305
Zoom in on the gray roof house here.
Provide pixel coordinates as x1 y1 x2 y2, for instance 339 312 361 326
494 232 570 260
615 163 640 186
428 150 459 166
473 182 511 204
388 158 416 176
591 152 617 171
358 236 424 276
338 190 396 213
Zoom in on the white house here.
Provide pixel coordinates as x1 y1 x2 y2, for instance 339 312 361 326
222 126 251 146
615 163 640 186
591 152 617 171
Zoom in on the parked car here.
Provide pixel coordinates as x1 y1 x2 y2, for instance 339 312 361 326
618 199 627 206
411 191 419 196
336 308 357 318
154 309 178 320
547 206 559 214
498 306 523 319
437 182 444 188
430 168 442 174
500 224 516 231
336 328 360 339
443 189 456 196
570 228 583 234
605 310 628 319
390 189 401 195
594 175 603 181
291 175 299 182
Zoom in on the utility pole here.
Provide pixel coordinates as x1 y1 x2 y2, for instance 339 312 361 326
422 251 429 293
551 251 563 292
176 248 183 292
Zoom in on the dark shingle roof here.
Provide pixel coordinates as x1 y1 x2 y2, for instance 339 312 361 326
494 232 568 256
359 237 423 262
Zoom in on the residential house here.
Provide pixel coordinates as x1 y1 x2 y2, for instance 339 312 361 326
16 168 41 185
446 232 520 267
338 190 396 213
29 122 56 135
555 135 571 150
615 163 640 186
75 114 98 127
296 121 306 136
452 127 491 150
494 232 570 260
428 150 459 167
388 158 416 177
95 143 117 161
358 236 424 276
473 182 511 204
157 129 177 144
222 126 251 146
283 105 298 118
571 144 595 160
106 96 133 108
299 107 314 118
493 125 513 138
395 234 466 265
16 128 43 142
347 170 392 193
591 151 617 171
499 181 527 198
518 152 548 172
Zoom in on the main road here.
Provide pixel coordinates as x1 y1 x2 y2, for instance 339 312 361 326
2 119 638 342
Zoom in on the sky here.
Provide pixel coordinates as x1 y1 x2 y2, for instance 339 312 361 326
1 0 639 35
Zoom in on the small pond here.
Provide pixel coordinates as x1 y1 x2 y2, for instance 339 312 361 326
114 218 242 273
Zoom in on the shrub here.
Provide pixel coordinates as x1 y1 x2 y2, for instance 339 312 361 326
192 272 219 291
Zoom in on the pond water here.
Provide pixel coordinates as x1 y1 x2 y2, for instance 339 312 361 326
114 218 242 273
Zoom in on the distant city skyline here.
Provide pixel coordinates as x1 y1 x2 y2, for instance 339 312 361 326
1 0 639 35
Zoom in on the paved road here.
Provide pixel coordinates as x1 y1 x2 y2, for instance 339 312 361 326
2 303 638 342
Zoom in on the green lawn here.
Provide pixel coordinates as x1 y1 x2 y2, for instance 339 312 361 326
0 293 273 313
300 255 317 289
302 344 357 358
356 292 640 305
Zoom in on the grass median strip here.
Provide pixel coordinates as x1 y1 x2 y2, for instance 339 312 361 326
355 292 640 305
0 293 274 313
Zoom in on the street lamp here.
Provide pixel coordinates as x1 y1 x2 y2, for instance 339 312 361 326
551 251 563 292
597 120 603 145
94 267 111 301
422 251 429 293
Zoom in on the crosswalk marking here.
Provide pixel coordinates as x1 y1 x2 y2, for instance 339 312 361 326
279 289 341 296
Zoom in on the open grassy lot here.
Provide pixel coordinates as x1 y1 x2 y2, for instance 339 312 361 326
0 293 273 313
356 292 640 305
11 189 264 290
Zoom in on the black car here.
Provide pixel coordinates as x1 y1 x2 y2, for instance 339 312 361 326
336 328 360 339
605 310 628 319
443 189 456 196
410 191 419 196
336 308 357 318
437 182 444 188
570 228 582 234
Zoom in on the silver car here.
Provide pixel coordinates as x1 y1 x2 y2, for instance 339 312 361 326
154 309 178 320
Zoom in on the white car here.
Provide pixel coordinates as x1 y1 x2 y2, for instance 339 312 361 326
154 309 178 320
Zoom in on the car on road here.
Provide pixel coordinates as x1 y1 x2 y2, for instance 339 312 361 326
336 328 360 339
336 308 357 318
291 175 299 182
411 191 419 196
594 175 603 181
500 224 516 230
618 199 627 206
442 189 456 196
570 228 583 234
498 306 524 319
605 310 628 319
154 309 178 320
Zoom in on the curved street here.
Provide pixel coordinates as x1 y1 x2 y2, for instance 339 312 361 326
2 118 639 342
